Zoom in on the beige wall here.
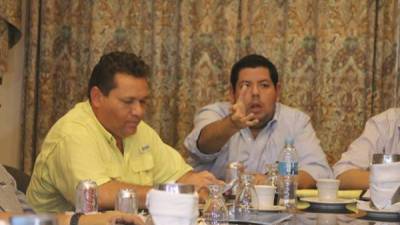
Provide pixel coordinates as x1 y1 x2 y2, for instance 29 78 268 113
0 19 25 169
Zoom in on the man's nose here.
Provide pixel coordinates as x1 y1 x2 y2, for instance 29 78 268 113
251 85 260 95
131 102 145 116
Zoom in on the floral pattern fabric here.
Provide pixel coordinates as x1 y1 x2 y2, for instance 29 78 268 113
22 0 400 173
0 0 21 89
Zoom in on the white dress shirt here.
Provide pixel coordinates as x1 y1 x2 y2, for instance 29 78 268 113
333 108 400 177
184 102 333 180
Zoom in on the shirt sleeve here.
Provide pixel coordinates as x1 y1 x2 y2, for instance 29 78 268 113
47 131 111 205
333 118 382 177
184 103 228 163
293 113 334 180
151 131 192 183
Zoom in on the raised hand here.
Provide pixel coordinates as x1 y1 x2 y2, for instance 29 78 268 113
230 86 259 129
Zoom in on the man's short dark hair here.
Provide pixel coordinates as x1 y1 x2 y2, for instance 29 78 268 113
230 54 279 92
87 51 149 99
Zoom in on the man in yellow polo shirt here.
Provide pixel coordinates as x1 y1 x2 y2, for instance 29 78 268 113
27 51 220 212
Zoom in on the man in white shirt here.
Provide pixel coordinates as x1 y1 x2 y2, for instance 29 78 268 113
184 54 332 188
333 108 400 190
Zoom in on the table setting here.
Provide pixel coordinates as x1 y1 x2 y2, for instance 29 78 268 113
141 156 400 225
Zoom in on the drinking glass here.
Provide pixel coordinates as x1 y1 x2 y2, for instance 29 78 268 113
235 174 258 219
203 184 229 225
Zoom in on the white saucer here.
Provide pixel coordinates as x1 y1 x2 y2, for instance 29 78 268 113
301 197 356 205
255 205 286 212
357 200 400 220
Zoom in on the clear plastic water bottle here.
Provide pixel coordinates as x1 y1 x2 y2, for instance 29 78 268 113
277 137 298 210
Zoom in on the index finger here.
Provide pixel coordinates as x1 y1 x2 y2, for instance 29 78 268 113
237 85 248 103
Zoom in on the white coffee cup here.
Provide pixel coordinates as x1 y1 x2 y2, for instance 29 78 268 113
254 185 275 209
316 179 340 201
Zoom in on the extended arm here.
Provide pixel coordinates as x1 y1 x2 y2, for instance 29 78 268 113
198 86 258 154
197 116 240 154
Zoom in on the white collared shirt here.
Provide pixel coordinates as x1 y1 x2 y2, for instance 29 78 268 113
184 102 333 180
333 108 400 177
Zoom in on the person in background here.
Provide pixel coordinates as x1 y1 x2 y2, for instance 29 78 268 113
184 54 332 188
333 108 400 190
27 51 221 212
0 164 144 225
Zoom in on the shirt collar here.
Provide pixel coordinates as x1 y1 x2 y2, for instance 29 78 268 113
82 100 116 144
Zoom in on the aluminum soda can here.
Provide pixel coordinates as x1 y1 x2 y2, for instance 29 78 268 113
115 189 138 213
75 179 98 213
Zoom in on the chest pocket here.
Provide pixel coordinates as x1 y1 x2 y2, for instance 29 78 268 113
125 153 154 186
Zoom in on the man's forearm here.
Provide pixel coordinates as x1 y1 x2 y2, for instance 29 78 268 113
337 169 369 190
197 116 239 154
98 180 151 210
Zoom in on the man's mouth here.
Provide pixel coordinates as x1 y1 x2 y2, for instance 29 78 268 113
126 120 140 128
248 103 262 113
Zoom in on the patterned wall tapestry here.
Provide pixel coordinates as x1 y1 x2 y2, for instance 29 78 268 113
22 0 399 173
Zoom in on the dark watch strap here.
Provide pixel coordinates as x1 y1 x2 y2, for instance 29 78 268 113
70 213 84 225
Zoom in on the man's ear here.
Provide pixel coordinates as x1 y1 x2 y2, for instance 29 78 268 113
90 87 103 107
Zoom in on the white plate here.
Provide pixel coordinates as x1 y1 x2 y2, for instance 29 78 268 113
301 197 356 205
255 205 286 212
357 200 400 220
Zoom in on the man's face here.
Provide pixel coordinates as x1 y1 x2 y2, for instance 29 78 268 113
93 73 149 139
232 67 280 128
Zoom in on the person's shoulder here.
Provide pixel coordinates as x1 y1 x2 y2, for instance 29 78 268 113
47 101 95 137
278 103 310 120
369 107 400 125
198 101 231 115
0 165 14 184
372 108 399 119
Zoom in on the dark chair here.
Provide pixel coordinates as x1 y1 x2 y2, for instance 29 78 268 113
3 165 31 194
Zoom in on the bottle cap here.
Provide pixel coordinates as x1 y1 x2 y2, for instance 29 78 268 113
284 137 294 145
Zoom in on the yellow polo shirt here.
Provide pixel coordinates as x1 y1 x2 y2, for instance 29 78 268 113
26 101 192 212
